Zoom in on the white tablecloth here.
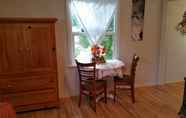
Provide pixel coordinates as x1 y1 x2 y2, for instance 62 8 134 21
96 59 125 79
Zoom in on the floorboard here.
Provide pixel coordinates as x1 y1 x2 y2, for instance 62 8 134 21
17 82 184 118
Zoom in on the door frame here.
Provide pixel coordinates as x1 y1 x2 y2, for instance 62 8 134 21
158 0 168 85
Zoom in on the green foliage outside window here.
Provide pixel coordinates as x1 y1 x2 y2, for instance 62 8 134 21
75 34 113 60
107 19 115 32
75 47 80 58
79 35 90 48
100 35 113 59
74 35 91 58
72 15 78 27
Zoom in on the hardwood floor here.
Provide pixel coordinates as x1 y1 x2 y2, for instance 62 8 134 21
17 82 184 118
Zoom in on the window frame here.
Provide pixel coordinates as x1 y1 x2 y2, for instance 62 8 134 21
70 8 118 62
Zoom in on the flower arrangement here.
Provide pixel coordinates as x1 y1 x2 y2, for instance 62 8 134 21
91 44 106 64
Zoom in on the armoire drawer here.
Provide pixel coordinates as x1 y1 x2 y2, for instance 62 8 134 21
2 89 58 107
0 75 57 93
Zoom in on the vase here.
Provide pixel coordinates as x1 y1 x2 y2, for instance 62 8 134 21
92 56 106 64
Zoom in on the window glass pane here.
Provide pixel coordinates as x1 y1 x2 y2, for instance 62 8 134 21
71 11 116 61
100 35 113 59
71 13 82 32
106 18 115 32
74 34 92 61
72 14 115 33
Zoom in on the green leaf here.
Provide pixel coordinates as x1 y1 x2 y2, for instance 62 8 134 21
79 35 90 48
100 35 113 59
75 48 80 58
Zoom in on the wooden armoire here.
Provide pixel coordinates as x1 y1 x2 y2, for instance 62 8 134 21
0 18 59 112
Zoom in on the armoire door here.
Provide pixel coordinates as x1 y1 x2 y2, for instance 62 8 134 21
22 23 56 73
0 18 58 112
0 24 25 74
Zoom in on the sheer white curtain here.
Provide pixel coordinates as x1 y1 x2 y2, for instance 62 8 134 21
70 0 117 44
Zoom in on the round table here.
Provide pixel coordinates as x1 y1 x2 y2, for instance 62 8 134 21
96 59 125 79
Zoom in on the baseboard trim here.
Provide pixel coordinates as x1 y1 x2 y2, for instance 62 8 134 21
165 80 184 84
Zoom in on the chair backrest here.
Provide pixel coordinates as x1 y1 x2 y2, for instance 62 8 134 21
130 54 140 83
75 60 96 85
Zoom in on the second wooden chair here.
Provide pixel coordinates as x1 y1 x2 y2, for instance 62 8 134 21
113 54 140 103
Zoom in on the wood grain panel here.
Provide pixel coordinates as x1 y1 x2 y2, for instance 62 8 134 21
15 102 59 112
0 18 58 112
0 24 25 73
0 75 57 93
0 17 57 23
3 89 58 107
22 23 55 72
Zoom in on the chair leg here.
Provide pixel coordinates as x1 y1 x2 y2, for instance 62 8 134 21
79 92 82 107
93 94 97 112
131 85 135 103
104 83 107 103
114 81 116 102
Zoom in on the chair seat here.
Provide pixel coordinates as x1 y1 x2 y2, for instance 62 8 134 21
82 80 106 92
114 74 131 85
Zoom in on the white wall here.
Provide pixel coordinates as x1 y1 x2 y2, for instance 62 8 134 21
0 0 163 97
0 0 65 19
161 0 186 83
118 0 162 86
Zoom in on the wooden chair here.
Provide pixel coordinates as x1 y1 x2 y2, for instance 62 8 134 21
75 60 107 111
113 54 140 103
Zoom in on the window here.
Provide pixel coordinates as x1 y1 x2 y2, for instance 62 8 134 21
70 2 117 61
